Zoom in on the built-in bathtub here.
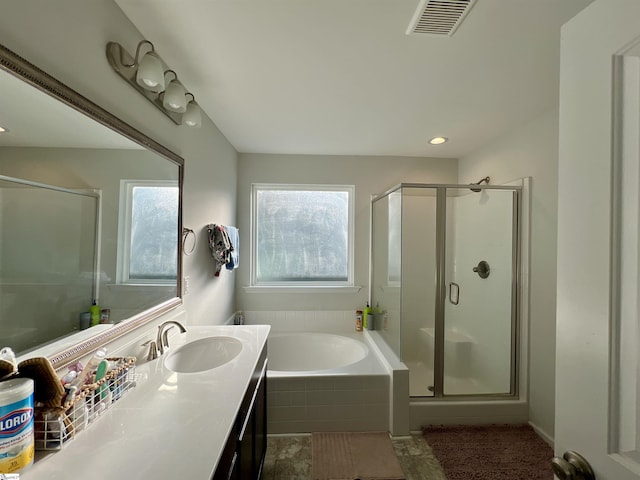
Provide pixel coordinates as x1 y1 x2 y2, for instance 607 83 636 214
244 310 529 438
269 332 369 372
266 332 390 434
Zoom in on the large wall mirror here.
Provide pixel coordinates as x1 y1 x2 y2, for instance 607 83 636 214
0 43 183 368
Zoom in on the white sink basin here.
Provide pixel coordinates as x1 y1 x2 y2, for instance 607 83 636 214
164 336 243 373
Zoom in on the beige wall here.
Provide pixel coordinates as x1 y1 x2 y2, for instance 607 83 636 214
236 153 457 312
459 108 559 441
0 0 238 328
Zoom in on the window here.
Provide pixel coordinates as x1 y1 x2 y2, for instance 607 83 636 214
252 184 354 286
118 180 179 283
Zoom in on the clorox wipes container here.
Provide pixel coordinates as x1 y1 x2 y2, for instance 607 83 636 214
0 378 34 473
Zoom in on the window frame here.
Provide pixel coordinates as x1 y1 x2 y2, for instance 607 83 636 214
250 183 355 289
117 179 179 285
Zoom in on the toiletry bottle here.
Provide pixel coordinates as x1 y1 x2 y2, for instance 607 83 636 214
363 302 371 329
89 300 100 327
70 348 107 389
369 302 382 330
79 311 91 330
100 308 111 324
355 310 363 332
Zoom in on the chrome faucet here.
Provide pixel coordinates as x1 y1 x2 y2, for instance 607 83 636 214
156 320 187 355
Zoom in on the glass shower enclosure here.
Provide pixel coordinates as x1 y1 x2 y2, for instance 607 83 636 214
371 183 521 398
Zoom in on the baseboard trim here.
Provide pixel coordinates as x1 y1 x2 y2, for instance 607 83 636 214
529 421 554 448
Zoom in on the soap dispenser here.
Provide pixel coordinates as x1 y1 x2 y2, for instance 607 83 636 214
363 302 371 330
89 300 100 327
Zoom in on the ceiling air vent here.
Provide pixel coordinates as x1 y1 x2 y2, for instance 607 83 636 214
407 0 476 36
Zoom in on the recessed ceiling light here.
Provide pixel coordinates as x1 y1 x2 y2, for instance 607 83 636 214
429 136 448 145
0 126 7 133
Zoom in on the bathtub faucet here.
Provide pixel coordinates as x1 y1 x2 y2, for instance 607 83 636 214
156 320 187 356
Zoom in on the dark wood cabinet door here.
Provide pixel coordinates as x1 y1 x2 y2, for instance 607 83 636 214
212 345 268 480
254 373 267 478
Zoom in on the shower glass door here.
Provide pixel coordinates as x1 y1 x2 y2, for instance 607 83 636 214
370 183 520 398
441 187 518 396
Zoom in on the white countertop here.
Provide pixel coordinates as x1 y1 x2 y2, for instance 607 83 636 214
21 324 270 480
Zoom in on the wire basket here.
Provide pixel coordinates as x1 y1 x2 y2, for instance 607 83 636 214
34 357 137 451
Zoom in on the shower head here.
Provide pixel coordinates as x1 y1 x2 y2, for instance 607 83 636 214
469 176 490 192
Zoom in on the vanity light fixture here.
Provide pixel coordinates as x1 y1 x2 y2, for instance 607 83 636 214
106 40 201 127
429 136 448 145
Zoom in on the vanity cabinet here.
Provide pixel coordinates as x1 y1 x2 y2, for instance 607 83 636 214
213 345 267 480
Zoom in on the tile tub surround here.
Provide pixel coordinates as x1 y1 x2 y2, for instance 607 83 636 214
21 325 270 480
243 310 358 334
266 330 390 434
268 374 389 433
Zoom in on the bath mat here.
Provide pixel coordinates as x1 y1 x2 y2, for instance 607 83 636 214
312 432 405 480
422 424 554 480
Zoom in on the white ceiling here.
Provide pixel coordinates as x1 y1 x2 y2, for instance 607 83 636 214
115 0 593 159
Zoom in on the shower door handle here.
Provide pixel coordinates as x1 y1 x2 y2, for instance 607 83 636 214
449 282 460 305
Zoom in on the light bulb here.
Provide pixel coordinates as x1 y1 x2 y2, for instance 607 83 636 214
136 52 165 92
163 80 187 113
429 136 448 145
183 101 201 128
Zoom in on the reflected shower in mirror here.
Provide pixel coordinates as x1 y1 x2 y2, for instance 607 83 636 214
0 176 99 352
0 43 183 360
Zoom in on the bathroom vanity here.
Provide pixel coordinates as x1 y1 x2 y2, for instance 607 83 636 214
21 325 270 480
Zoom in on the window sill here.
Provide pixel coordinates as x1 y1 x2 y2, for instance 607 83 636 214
106 283 176 290
243 285 362 294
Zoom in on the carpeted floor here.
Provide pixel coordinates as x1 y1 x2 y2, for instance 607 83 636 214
422 424 554 480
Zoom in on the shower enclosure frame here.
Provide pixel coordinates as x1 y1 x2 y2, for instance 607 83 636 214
369 182 522 400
